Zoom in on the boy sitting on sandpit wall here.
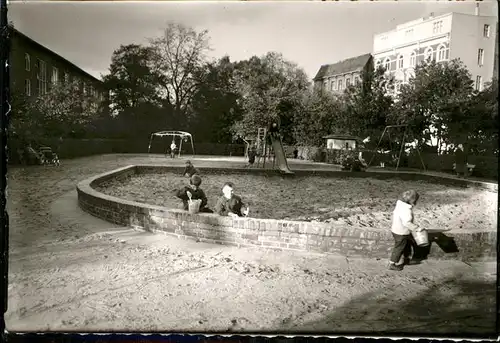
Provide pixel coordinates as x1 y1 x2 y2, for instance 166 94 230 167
215 182 249 217
175 175 213 213
389 190 423 271
182 160 199 178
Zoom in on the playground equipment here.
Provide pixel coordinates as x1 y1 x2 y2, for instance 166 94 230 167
252 127 294 174
367 125 426 171
147 131 195 158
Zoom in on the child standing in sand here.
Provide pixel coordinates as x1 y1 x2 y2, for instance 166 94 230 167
246 146 257 169
182 160 199 178
215 182 249 217
388 190 423 271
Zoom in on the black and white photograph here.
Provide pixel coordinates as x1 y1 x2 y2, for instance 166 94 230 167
2 0 498 337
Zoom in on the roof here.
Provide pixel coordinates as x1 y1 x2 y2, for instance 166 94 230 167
313 53 372 81
323 135 361 141
9 26 103 84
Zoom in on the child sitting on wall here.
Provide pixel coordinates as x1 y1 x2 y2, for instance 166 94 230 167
182 160 199 178
389 189 423 271
214 182 249 217
175 175 213 213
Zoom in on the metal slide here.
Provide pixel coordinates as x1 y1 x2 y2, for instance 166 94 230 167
270 136 294 174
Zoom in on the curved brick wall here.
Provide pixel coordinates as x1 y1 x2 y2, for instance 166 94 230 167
76 165 497 261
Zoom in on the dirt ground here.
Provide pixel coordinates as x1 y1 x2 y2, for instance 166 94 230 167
5 154 498 335
96 172 497 232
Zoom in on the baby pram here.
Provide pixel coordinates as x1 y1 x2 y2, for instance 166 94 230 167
38 146 60 166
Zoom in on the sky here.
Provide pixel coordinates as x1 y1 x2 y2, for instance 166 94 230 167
8 0 498 81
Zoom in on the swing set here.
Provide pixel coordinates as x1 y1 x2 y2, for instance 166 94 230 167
367 124 426 171
147 131 195 158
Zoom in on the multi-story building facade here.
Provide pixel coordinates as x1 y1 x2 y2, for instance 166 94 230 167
313 53 373 94
9 26 106 104
372 8 498 94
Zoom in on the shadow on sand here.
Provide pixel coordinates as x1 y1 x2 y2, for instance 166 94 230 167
281 267 496 338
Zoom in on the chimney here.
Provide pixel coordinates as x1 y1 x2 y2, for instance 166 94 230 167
475 3 480 16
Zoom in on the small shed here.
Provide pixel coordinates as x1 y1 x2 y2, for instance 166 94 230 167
323 134 361 150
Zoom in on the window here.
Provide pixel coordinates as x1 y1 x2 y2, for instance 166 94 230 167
424 47 433 62
484 24 490 38
410 51 417 67
397 55 404 69
51 67 59 84
476 75 482 91
64 72 70 83
330 80 334 91
24 79 31 96
375 59 382 68
437 45 447 62
83 82 88 95
432 20 443 34
384 57 391 71
36 59 47 95
405 29 414 37
25 53 30 71
354 77 360 85
90 85 95 97
477 48 484 66
346 78 351 87
338 79 343 91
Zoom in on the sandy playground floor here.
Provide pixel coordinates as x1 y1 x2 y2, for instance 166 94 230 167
96 172 497 232
5 155 498 335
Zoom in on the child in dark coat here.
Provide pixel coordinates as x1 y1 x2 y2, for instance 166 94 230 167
214 182 249 217
175 175 213 213
182 160 199 178
246 146 257 168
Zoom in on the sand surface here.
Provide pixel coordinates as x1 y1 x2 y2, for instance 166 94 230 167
96 172 497 232
6 155 497 335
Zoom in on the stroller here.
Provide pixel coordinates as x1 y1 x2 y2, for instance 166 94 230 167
38 146 60 166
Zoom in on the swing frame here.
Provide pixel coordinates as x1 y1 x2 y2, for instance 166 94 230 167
367 124 426 171
147 131 195 158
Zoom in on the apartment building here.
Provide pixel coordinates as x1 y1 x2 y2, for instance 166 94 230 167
9 26 106 104
313 53 373 94
372 6 498 94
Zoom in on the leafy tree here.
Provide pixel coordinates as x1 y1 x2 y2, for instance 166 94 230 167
103 44 174 138
10 80 101 142
189 56 243 143
149 22 211 127
231 52 310 144
336 65 394 145
393 59 475 151
293 91 341 146
103 44 161 114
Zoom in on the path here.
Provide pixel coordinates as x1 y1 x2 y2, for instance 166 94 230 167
5 154 497 335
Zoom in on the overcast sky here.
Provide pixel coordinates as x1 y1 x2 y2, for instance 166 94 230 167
8 0 497 80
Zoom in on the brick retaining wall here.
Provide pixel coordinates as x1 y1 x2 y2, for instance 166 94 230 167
76 165 497 261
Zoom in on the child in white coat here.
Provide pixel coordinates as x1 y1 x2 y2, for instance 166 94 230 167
389 190 423 271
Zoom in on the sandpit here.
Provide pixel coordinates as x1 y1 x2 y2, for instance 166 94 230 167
94 172 497 232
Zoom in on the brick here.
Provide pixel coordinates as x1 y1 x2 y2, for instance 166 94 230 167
242 233 258 241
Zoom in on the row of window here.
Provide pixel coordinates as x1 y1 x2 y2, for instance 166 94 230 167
378 45 486 72
376 45 449 71
24 53 101 98
324 75 361 91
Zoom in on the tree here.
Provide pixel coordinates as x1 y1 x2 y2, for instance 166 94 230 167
293 91 341 146
231 52 310 144
10 80 101 141
103 44 161 114
189 56 243 143
336 65 394 145
103 44 174 138
149 22 211 128
393 59 475 151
